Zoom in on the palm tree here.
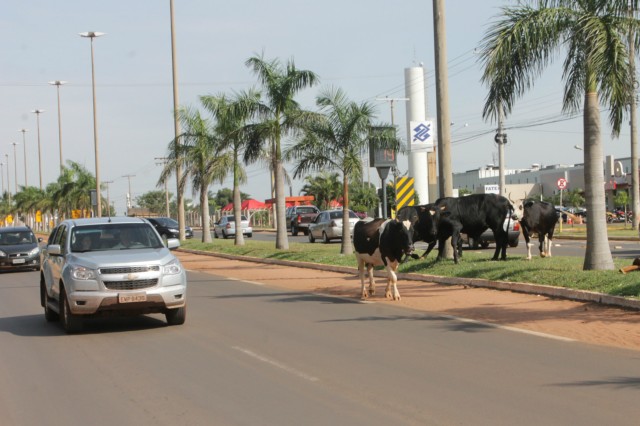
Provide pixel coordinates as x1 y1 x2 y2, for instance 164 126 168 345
288 87 400 255
201 90 261 246
160 107 233 243
299 172 342 210
13 186 46 228
244 54 319 250
479 0 640 270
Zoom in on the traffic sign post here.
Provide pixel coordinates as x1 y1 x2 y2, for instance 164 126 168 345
557 178 567 232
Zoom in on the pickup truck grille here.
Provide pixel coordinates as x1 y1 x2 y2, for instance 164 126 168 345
104 279 158 290
99 265 160 275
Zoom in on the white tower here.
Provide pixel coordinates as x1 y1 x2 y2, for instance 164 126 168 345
404 65 430 204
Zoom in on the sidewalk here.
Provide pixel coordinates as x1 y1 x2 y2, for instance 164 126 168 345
176 249 640 352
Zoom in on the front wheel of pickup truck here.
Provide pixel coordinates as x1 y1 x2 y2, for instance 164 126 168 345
60 286 83 334
166 306 186 326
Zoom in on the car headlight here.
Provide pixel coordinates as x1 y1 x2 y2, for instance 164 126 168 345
168 228 179 233
163 259 182 275
28 247 40 257
0 250 6 257
71 266 98 280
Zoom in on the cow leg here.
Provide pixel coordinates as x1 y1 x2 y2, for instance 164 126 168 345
357 257 368 299
367 263 376 297
421 241 437 259
522 225 533 260
492 228 508 261
450 233 460 264
384 259 401 301
539 234 546 258
544 236 553 257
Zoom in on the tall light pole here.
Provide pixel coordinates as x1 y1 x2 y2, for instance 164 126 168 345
19 129 28 187
31 109 45 190
0 162 4 194
49 80 67 173
11 143 18 193
103 180 113 216
122 174 135 215
5 154 10 205
155 157 171 217
79 31 105 217
170 0 185 238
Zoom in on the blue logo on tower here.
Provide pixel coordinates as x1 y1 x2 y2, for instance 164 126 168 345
412 123 431 142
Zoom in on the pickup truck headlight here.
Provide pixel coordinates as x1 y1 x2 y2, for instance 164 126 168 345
71 266 98 280
163 259 182 275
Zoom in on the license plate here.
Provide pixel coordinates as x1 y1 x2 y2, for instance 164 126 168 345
118 293 147 303
12 258 26 264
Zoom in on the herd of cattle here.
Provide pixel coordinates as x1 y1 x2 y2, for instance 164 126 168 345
353 194 561 301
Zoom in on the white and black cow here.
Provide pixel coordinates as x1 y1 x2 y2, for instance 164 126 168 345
434 194 515 263
519 200 560 259
353 218 414 301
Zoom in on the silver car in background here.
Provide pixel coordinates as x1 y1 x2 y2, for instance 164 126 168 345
40 217 187 333
308 209 361 243
214 215 253 239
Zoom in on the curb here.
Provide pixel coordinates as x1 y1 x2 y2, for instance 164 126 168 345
178 248 640 312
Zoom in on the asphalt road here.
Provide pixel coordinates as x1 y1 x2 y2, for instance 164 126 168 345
197 229 640 259
2 268 639 424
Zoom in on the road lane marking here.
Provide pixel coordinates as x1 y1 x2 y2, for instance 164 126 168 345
232 346 319 382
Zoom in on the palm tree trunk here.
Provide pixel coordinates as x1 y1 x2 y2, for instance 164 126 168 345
233 163 245 246
273 137 289 250
200 187 212 243
583 91 613 270
340 174 353 255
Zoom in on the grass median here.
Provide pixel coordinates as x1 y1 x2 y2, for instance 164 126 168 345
181 238 640 300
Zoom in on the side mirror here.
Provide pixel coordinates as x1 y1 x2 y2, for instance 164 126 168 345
166 238 181 250
47 244 62 256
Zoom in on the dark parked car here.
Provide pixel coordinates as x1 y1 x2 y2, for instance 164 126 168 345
460 216 520 249
0 226 42 271
145 217 193 239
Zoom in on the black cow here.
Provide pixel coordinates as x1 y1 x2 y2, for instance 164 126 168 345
396 204 441 260
433 194 515 263
519 200 559 259
353 218 415 300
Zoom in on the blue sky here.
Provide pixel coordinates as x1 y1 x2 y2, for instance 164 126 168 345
1 1 633 215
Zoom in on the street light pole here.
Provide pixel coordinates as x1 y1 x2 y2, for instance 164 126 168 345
0 162 4 194
31 109 45 190
103 180 113 216
79 31 105 217
5 154 10 206
49 80 67 173
122 174 135 215
170 0 185 239
19 129 28 188
11 143 18 193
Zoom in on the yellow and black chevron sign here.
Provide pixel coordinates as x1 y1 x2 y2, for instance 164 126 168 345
395 177 415 210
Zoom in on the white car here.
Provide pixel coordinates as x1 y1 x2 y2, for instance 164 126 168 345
308 209 360 243
214 215 253 239
40 217 187 333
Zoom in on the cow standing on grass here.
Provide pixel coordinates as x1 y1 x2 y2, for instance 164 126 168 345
353 218 415 300
433 194 515 263
396 204 441 261
519 200 560 259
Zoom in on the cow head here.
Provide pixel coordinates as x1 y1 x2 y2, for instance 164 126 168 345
391 218 415 257
419 204 442 240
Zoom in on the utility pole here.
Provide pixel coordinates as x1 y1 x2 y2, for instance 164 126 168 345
122 174 135 215
169 0 185 240
433 0 453 257
103 180 113 216
155 157 171 217
19 129 27 187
